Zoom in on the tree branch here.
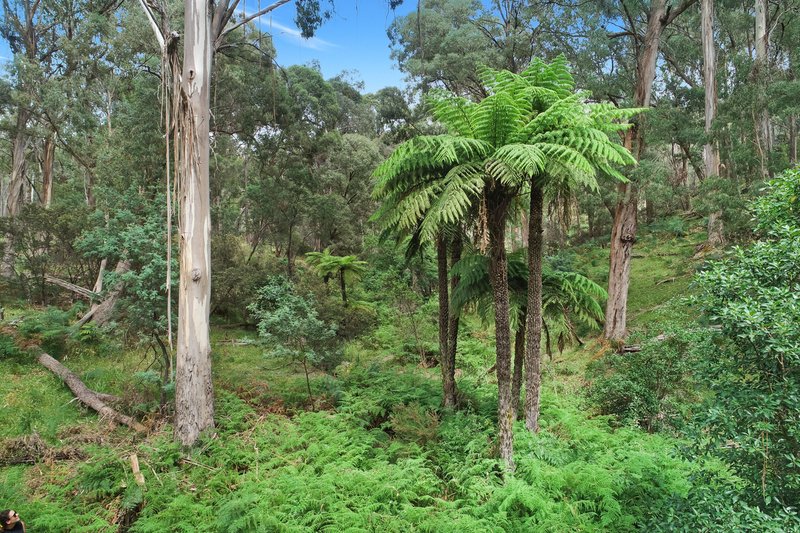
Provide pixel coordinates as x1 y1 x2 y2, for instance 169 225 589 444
220 0 291 41
137 0 166 51
664 0 698 26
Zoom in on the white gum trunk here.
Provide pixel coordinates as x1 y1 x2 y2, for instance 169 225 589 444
174 0 215 447
755 0 772 167
702 0 724 247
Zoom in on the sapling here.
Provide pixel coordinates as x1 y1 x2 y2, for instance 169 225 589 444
248 276 339 407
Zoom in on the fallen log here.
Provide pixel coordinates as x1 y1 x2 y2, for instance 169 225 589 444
621 345 642 353
37 352 145 433
44 275 99 300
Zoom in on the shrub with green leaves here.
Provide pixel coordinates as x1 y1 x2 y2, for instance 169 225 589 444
692 168 800 508
248 277 341 404
588 327 701 432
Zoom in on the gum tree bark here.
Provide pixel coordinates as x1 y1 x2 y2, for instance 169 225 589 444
604 0 696 341
173 0 215 447
138 0 305 447
754 0 771 178
702 0 724 247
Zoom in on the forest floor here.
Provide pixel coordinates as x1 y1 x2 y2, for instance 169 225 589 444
0 222 710 532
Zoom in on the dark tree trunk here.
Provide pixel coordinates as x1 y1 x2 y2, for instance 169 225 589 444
487 191 514 470
339 268 348 306
446 233 463 407
511 313 526 420
524 184 544 432
437 234 455 408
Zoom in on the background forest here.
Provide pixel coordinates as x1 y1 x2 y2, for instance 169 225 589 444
0 0 799 531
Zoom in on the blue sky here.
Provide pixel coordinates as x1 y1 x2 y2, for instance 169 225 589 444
249 1 416 93
0 1 416 94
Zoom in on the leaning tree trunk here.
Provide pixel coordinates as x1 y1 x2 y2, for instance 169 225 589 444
487 191 514 470
524 183 544 432
174 0 215 447
38 352 145 432
702 0 725 248
437 234 456 408
604 0 671 342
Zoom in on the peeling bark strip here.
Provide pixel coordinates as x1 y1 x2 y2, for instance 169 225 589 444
37 352 146 432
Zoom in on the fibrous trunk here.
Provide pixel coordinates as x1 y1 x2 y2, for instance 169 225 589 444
487 192 514 470
174 0 215 447
446 233 463 407
524 184 544 431
511 315 525 420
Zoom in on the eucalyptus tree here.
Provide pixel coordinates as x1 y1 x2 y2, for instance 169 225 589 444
601 0 697 342
136 0 334 446
374 58 636 467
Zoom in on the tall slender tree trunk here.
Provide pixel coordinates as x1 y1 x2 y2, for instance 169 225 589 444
524 183 544 432
790 115 798 165
511 315 525 420
437 234 456 408
487 191 514 470
6 110 30 217
702 0 724 248
1 110 30 278
754 0 771 177
447 233 462 405
604 0 670 342
174 0 215 447
41 137 55 208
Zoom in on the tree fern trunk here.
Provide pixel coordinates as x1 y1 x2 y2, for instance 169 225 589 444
524 183 544 432
339 268 348 306
437 234 456 408
487 191 514 470
446 233 463 408
511 315 525 420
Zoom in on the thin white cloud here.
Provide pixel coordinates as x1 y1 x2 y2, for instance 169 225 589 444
250 16 337 51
